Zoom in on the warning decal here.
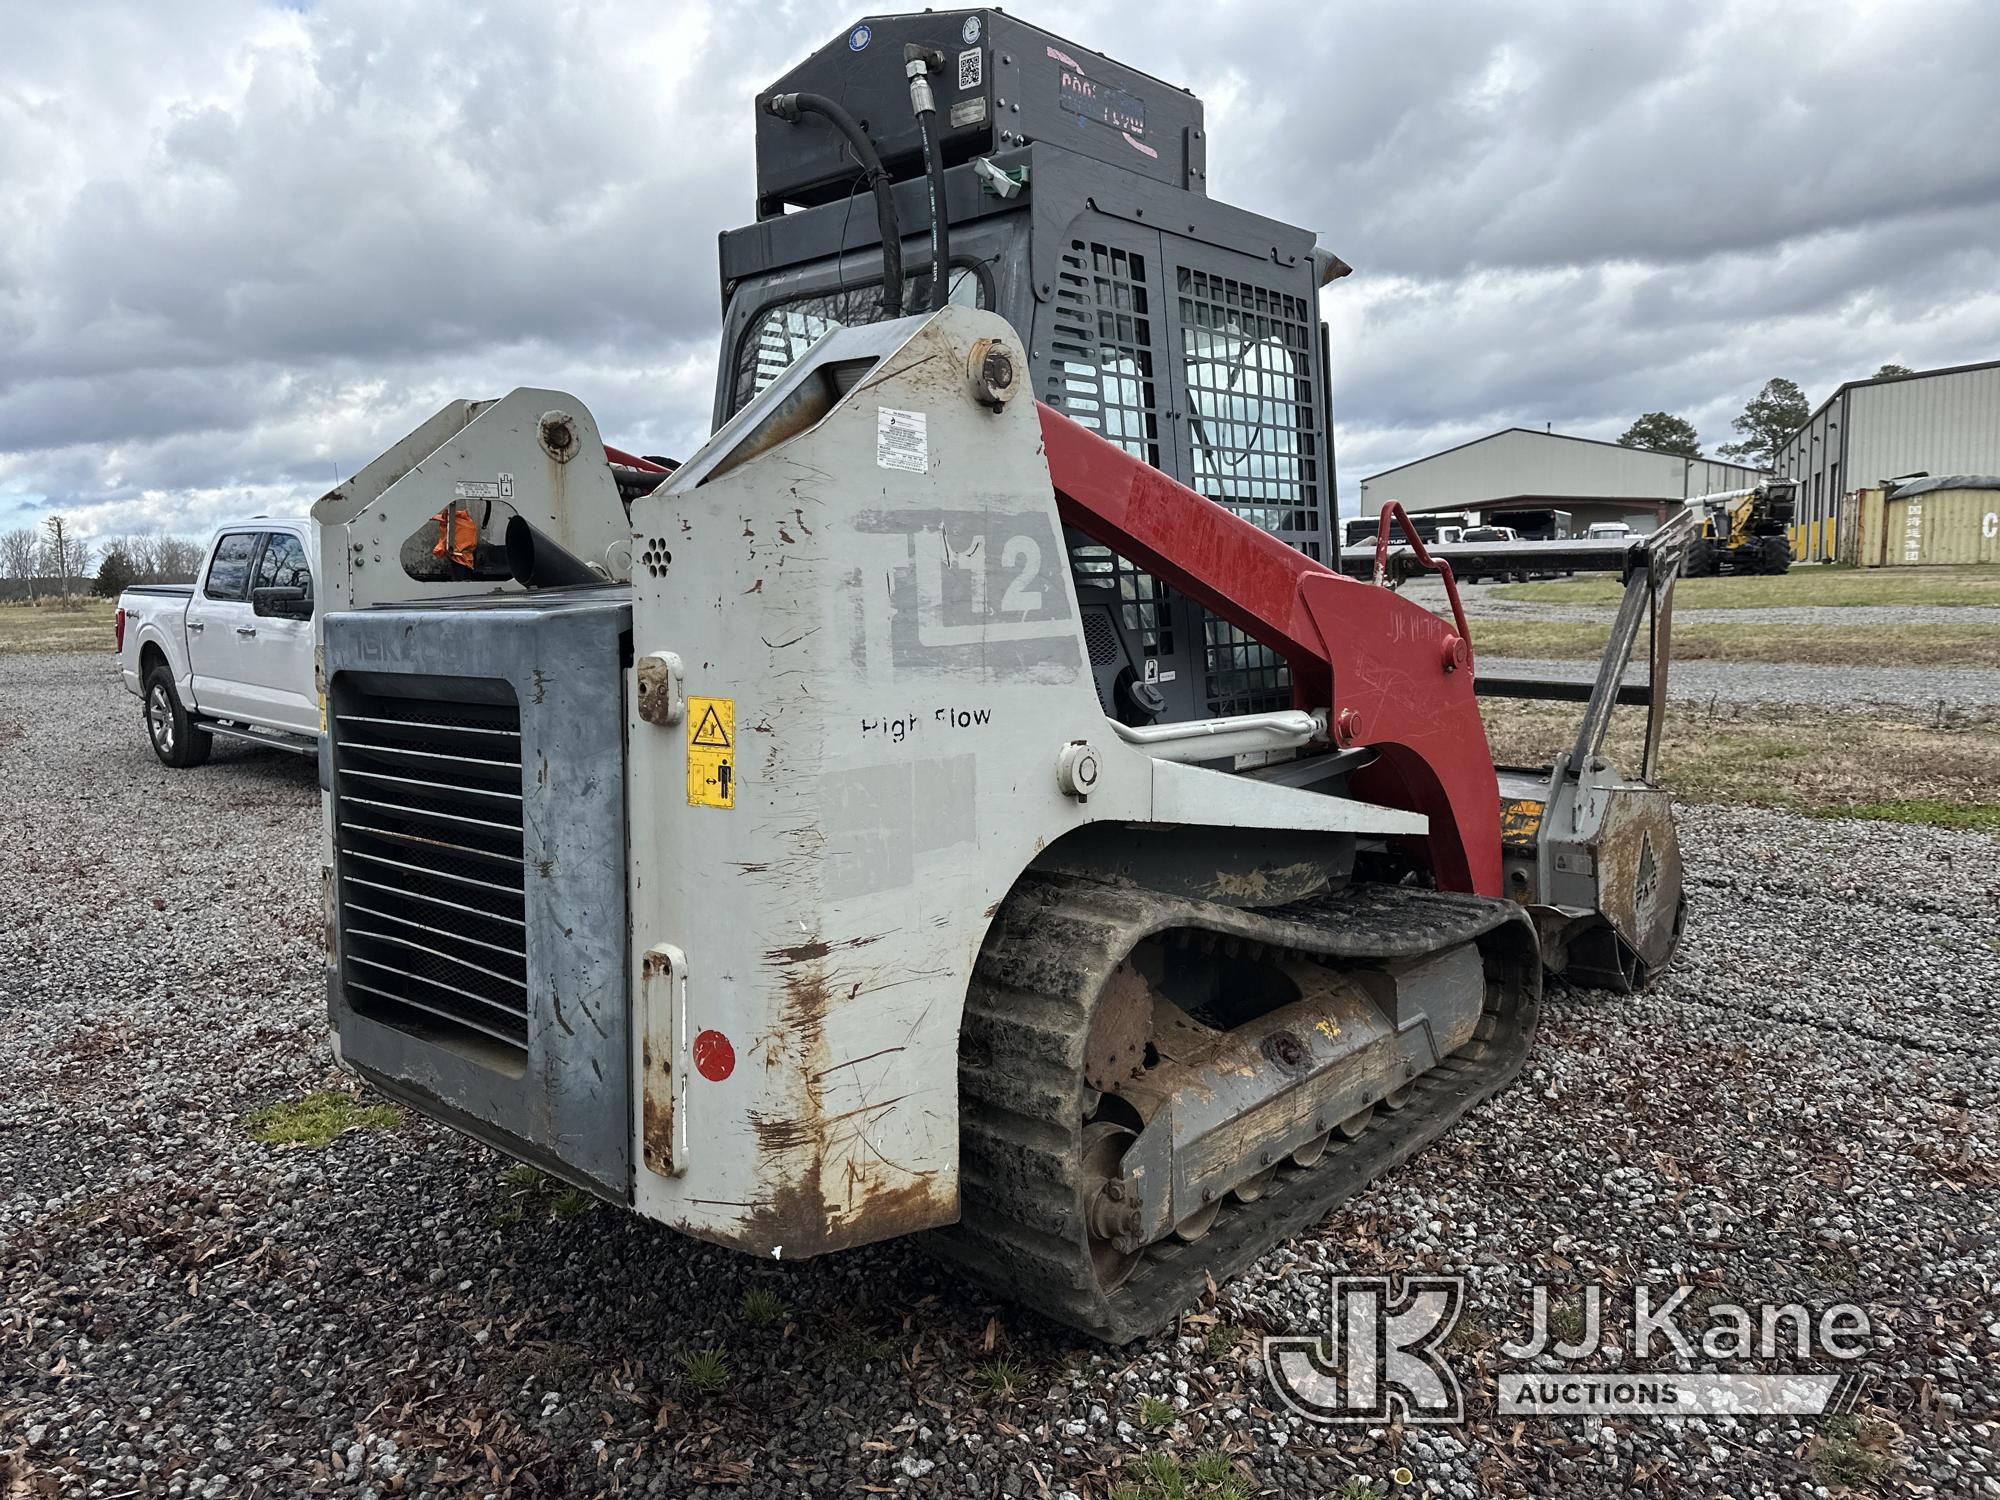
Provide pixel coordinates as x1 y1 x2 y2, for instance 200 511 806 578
876 407 929 473
686 696 735 808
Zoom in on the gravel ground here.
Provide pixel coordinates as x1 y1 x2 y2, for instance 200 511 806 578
1399 578 2000 630
1475 656 2000 718
4 651 1998 1500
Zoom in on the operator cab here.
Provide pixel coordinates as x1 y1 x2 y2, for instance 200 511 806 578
714 9 1349 733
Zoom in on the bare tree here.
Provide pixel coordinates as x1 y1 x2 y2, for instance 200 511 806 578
1 528 37 600
127 534 162 581
43 516 78 606
157 536 205 581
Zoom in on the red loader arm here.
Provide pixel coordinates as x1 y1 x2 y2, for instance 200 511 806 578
1037 404 1502 899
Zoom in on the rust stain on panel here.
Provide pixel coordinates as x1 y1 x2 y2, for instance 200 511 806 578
640 948 675 1176
729 942 956 1257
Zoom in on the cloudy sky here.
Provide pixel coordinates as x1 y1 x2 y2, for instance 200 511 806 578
5 0 1997 544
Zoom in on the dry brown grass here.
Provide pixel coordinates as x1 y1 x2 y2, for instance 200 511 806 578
1472 617 2000 668
0 599 118 654
1494 563 2000 609
1481 697 2000 827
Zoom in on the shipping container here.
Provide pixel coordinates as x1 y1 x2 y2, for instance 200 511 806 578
1840 485 2000 567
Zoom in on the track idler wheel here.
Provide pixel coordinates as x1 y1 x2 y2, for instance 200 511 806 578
1081 1121 1143 1291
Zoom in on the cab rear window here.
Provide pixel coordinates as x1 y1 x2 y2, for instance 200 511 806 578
730 265 986 416
204 533 259 600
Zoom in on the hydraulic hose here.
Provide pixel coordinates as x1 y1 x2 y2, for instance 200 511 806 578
764 91 903 318
904 47 952 311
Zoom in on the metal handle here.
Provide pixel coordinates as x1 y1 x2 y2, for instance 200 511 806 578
236 626 257 637
187 622 204 633
1371 502 1472 653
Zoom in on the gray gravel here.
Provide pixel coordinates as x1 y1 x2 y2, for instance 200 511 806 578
4 650 1998 1499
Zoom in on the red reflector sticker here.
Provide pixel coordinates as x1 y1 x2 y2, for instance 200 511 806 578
692 1029 735 1082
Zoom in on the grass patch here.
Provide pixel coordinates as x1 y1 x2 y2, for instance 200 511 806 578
1471 617 2000 669
1480 698 2000 820
549 1186 596 1219
1809 1414 1899 1489
740 1288 788 1326
1808 798 2000 831
973 1357 1029 1401
1135 1395 1177 1429
0 599 118 655
499 1163 546 1193
677 1347 731 1394
1492 564 2000 610
821 1306 901 1368
1110 1450 1249 1500
245 1089 399 1147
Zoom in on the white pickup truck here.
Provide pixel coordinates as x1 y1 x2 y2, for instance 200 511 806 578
116 519 319 767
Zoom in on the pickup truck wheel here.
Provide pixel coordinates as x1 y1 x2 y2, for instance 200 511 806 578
144 665 211 768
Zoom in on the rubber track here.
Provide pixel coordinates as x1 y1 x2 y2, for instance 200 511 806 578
928 873 1541 1343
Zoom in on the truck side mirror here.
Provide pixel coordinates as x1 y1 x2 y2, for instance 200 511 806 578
252 585 312 620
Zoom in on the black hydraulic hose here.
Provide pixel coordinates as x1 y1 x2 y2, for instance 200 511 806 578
764 91 903 318
903 45 951 312
915 107 950 310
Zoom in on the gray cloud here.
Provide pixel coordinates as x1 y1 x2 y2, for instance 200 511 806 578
3 0 1996 541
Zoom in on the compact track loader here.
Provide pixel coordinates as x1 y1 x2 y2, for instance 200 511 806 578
309 11 1688 1341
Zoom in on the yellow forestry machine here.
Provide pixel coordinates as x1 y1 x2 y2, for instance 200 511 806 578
1685 478 1798 576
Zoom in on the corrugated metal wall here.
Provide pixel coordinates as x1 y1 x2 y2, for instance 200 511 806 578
1360 429 1764 514
1847 365 2000 490
1776 363 2000 562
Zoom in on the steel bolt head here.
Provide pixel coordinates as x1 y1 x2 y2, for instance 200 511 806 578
538 409 579 463
967 337 1020 408
1056 741 1099 799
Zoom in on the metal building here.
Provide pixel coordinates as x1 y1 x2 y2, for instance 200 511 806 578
1774 359 2000 561
1358 428 1765 534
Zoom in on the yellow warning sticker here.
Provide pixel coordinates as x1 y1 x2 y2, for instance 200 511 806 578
686 696 735 808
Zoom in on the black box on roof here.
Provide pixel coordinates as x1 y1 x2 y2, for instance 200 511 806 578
754 10 1205 213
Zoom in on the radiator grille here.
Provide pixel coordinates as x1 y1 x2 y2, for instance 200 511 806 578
332 679 528 1059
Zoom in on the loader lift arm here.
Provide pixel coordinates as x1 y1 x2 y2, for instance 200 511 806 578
1037 402 1503 899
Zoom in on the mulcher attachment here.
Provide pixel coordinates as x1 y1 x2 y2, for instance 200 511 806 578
932 874 1540 1343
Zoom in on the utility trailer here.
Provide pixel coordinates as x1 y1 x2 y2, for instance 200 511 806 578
309 11 1688 1340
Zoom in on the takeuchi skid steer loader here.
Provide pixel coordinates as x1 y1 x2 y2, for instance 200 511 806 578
307 11 1688 1341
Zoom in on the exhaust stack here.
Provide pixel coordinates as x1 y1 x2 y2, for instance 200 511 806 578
506 515 604 589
